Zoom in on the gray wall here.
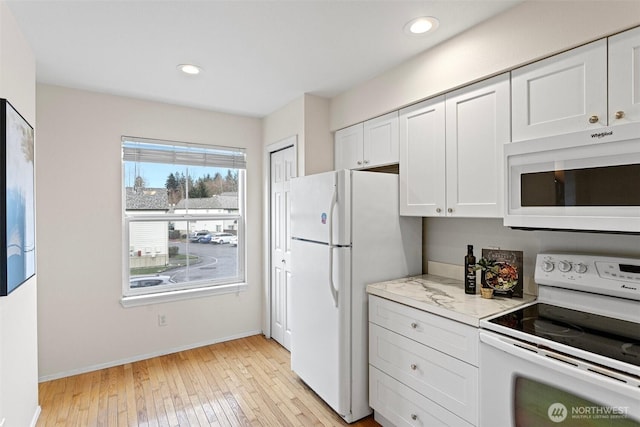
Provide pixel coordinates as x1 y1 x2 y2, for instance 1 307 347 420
0 1 39 425
35 84 264 380
330 1 640 130
424 217 640 282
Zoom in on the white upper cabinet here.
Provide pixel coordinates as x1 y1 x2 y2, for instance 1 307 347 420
512 26 640 142
445 73 510 218
334 111 399 170
399 74 510 218
334 122 364 170
511 39 607 142
363 111 399 168
399 96 446 216
608 26 640 125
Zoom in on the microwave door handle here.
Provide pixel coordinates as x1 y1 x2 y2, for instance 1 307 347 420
328 185 339 308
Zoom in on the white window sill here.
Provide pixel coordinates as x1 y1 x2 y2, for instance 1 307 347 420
120 282 248 307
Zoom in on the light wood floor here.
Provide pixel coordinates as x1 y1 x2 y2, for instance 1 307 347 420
37 334 380 427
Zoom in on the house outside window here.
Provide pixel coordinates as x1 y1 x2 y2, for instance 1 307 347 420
122 137 246 303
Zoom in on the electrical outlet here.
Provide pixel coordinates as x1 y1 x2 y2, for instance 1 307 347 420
158 314 167 327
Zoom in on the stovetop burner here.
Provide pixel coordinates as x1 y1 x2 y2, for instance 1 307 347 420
533 318 584 337
488 303 640 366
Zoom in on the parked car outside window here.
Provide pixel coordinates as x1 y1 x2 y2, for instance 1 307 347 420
189 230 210 243
230 235 238 246
197 233 212 243
211 233 234 244
129 275 176 288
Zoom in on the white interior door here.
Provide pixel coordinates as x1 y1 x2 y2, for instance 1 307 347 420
270 145 296 350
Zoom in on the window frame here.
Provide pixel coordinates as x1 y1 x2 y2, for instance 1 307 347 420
120 137 247 307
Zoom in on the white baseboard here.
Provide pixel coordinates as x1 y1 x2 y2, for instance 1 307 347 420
30 406 41 427
38 329 263 382
0 405 40 427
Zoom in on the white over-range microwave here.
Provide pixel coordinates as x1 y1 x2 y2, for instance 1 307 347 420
504 122 640 234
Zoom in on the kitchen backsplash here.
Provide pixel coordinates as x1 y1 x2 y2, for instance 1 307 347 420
427 260 537 297
422 217 640 293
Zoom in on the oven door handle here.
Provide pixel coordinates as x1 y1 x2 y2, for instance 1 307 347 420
479 331 640 390
480 331 542 360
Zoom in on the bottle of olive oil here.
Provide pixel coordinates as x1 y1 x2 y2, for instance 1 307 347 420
465 245 476 294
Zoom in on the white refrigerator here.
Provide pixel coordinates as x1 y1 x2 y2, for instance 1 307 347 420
290 169 422 423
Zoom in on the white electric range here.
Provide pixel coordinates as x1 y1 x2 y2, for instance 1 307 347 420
479 252 640 427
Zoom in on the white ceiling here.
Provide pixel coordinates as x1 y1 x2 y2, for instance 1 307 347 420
7 0 522 118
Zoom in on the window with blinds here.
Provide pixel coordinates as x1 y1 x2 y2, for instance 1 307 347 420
121 136 246 301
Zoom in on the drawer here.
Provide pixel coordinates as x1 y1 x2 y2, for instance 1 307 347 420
370 366 474 427
369 295 479 365
369 323 478 425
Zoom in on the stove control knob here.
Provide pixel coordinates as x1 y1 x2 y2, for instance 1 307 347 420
558 260 572 273
541 261 555 272
574 263 588 274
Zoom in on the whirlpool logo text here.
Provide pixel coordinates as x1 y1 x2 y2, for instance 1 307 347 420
591 130 613 139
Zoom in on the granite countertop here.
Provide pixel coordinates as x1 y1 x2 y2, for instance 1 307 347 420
367 274 537 327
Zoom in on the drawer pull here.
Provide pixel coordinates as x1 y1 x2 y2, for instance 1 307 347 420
410 322 418 329
410 363 418 371
411 413 418 421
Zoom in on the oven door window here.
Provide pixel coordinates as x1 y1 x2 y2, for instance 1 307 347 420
514 376 640 426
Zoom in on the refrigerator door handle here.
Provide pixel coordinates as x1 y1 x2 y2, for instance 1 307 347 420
328 185 339 307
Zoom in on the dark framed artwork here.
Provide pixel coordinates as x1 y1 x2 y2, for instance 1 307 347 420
479 248 524 298
1 98 35 296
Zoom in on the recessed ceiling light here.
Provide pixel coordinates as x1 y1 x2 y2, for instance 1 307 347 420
404 16 439 35
177 64 202 75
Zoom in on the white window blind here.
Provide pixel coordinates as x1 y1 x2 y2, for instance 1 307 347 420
122 137 246 169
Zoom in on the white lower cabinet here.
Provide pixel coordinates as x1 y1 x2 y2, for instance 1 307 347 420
369 295 479 426
370 367 474 427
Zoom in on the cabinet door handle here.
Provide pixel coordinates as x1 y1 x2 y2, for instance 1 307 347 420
447 207 453 213
588 115 599 124
357 160 362 165
436 208 442 213
410 322 418 329
363 160 369 165
410 363 417 371
411 414 418 421
615 111 625 120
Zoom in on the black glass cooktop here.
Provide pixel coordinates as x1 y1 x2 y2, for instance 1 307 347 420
489 303 640 366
